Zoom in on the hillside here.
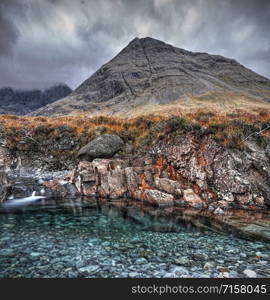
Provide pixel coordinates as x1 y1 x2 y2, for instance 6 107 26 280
32 37 270 117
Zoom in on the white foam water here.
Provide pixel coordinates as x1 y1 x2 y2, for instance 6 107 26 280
2 191 46 207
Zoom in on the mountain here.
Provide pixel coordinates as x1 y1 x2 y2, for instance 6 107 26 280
32 37 270 117
0 84 72 115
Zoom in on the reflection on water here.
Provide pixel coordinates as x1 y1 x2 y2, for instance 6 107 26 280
1 196 270 240
0 197 192 234
0 197 269 278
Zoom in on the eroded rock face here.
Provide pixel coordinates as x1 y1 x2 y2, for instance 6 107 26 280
0 168 10 202
151 134 270 209
42 179 79 198
42 132 270 210
78 134 124 161
0 146 12 202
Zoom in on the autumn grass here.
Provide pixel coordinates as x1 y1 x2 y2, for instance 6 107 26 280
0 108 270 156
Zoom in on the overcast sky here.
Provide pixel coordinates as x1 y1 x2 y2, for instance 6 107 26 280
0 0 269 90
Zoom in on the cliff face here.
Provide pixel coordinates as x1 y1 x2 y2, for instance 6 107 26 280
0 113 269 212
32 37 270 117
0 84 72 115
0 169 9 202
42 132 270 211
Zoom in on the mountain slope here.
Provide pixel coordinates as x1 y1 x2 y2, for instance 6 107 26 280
32 37 270 117
0 84 72 115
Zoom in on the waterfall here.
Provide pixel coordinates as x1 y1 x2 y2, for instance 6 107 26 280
2 190 46 207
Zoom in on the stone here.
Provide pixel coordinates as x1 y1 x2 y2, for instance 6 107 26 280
129 272 139 278
218 272 230 278
135 258 148 265
183 189 205 208
102 168 127 199
223 193 235 202
75 260 85 269
154 177 182 195
243 269 257 278
213 207 225 215
163 273 175 278
254 196 265 207
216 266 228 272
125 167 141 192
0 166 11 202
142 189 174 206
171 266 189 276
130 237 141 244
30 252 42 257
42 179 76 197
255 251 268 259
78 134 124 161
78 265 100 275
193 252 209 260
174 257 190 266
204 262 215 270
0 249 15 257
78 161 96 182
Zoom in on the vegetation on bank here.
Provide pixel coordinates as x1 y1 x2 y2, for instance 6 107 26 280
0 109 269 170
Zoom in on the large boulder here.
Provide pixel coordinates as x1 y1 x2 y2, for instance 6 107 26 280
78 134 124 161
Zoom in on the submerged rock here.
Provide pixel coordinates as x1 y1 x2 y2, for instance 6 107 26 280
135 258 148 265
243 269 257 278
78 265 100 275
204 262 215 270
174 257 190 266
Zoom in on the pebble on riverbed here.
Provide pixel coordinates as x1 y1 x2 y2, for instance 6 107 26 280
243 269 257 278
0 200 270 278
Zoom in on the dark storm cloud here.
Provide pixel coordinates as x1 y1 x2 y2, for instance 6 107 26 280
0 0 20 56
0 0 269 90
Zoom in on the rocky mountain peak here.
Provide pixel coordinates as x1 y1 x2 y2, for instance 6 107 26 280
0 84 72 115
32 37 270 116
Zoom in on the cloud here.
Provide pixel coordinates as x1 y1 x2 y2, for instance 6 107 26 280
0 0 269 90
0 0 20 56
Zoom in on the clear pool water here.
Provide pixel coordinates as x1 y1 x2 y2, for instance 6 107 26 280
0 197 269 278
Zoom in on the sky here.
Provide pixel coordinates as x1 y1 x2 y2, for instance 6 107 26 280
0 0 269 90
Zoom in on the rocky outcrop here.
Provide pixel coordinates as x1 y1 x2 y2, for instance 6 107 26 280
0 145 12 202
151 133 270 209
43 132 270 210
0 168 10 202
78 134 124 161
32 37 270 117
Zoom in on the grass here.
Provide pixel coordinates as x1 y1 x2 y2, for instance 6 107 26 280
0 108 269 170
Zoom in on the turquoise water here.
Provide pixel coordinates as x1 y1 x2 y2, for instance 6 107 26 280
0 197 269 278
